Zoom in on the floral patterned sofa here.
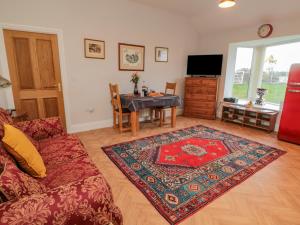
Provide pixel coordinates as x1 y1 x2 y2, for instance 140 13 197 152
0 108 122 225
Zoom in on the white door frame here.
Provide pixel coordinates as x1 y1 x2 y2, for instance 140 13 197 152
0 23 71 132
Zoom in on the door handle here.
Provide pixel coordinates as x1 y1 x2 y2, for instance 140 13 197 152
290 82 300 86
54 83 62 92
288 89 300 93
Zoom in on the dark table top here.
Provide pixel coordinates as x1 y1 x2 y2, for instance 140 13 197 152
120 94 182 112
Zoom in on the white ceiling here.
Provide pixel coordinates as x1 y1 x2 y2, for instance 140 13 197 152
130 0 300 35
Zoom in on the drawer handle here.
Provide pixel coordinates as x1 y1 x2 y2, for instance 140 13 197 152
290 82 300 86
288 89 300 93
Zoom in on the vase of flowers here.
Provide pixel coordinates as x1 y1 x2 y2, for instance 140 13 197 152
130 72 140 95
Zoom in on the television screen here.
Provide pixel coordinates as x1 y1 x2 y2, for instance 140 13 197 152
187 55 223 76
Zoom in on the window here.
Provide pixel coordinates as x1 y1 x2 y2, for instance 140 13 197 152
226 38 300 108
232 48 253 99
261 42 300 104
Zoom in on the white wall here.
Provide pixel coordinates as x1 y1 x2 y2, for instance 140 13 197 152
197 17 300 107
0 61 8 108
0 0 200 132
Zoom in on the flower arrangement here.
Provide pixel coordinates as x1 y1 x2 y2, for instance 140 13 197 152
130 72 140 95
130 72 140 85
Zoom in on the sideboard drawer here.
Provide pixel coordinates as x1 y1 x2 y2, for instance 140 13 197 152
184 101 216 109
185 93 216 101
184 110 216 119
185 78 217 88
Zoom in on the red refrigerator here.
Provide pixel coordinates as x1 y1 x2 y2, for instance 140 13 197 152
278 64 300 144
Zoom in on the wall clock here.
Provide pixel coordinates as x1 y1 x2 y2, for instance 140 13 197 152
258 24 273 38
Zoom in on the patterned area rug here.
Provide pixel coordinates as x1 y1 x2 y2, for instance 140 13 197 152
102 125 286 225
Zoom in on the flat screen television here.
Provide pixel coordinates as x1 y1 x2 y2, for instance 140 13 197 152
187 55 223 76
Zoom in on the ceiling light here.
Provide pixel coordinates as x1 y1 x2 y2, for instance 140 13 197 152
219 0 236 8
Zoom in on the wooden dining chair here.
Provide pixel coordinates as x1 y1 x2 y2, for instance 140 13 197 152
154 82 177 126
165 82 177 95
109 83 131 133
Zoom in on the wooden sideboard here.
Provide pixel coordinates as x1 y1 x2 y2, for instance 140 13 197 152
183 77 218 119
222 102 278 132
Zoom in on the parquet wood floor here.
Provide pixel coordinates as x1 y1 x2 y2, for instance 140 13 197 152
77 116 300 225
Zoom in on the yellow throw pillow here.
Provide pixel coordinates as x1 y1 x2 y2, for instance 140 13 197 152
2 124 46 178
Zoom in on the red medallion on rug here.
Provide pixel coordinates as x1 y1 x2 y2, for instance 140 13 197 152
102 125 286 225
156 138 230 168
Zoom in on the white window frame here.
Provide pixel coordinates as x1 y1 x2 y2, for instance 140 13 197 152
225 35 300 105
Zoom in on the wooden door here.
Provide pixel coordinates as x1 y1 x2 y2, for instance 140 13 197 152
3 30 66 126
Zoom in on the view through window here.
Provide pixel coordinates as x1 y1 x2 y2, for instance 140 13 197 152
231 42 300 104
261 42 300 104
232 47 253 99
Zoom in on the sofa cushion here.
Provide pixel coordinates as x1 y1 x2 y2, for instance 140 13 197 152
0 160 47 201
40 156 99 189
15 117 65 141
25 134 40 151
38 134 89 168
2 124 46 178
38 134 99 188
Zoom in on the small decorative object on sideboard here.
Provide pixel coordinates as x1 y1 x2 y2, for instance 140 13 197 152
130 72 140 95
246 100 253 108
141 81 149 97
224 97 238 103
255 88 268 105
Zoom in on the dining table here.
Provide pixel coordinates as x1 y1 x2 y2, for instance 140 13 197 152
120 94 182 136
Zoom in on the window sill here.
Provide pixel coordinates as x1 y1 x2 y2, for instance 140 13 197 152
231 99 280 112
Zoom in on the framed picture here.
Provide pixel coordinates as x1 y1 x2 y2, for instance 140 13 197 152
84 39 105 59
155 47 168 62
119 43 145 71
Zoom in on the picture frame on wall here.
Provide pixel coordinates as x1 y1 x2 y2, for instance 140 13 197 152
119 43 145 71
84 39 105 59
155 47 168 62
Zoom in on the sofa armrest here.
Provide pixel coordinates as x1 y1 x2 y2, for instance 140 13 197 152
0 175 123 225
16 117 66 141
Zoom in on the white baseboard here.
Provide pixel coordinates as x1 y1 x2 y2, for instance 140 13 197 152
69 119 113 133
69 108 184 133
